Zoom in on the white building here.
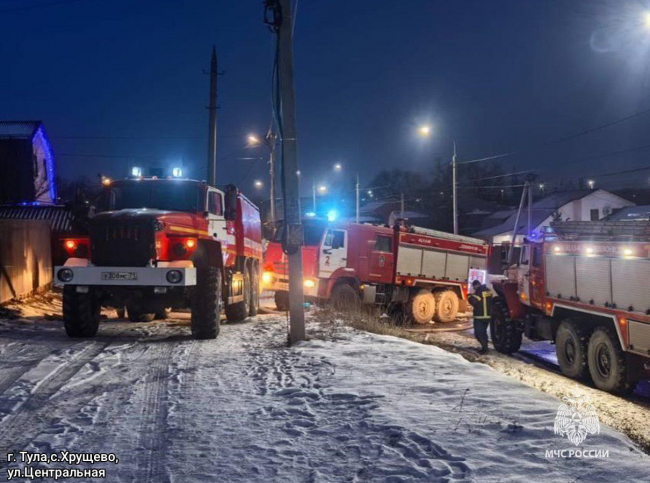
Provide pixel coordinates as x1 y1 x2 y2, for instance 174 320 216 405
474 189 634 245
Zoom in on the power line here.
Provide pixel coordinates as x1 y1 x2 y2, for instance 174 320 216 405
458 105 650 165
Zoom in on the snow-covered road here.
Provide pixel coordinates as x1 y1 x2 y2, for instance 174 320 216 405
0 301 649 482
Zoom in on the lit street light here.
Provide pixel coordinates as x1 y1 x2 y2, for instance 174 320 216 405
247 134 260 145
588 180 595 190
254 180 263 188
418 125 432 137
318 185 327 193
333 163 342 172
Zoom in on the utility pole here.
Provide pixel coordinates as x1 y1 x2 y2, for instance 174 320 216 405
452 141 458 235
400 193 405 218
312 180 316 212
355 174 360 223
274 0 305 344
207 46 218 186
508 181 529 265
265 128 277 226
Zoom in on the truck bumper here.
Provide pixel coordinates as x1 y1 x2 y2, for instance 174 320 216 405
53 265 197 287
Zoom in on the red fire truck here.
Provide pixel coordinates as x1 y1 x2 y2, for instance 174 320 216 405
491 221 650 394
54 177 262 340
263 219 488 324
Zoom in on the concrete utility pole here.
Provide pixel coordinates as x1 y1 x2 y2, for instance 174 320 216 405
266 128 277 225
312 180 316 212
207 46 219 186
452 141 458 235
400 193 405 218
355 174 360 223
276 0 305 344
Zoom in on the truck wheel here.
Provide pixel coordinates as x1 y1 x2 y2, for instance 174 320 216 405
115 307 125 319
587 326 631 394
556 319 590 380
331 283 360 312
275 291 289 311
249 264 259 317
490 299 522 354
434 290 459 323
225 268 250 322
406 289 436 324
191 266 222 339
127 306 155 322
63 286 100 338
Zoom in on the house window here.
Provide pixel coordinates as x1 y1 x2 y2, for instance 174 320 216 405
373 235 392 253
590 209 599 221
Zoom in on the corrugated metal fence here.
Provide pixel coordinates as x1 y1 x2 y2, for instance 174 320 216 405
0 220 52 304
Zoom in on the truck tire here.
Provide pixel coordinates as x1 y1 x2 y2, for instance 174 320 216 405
191 266 222 339
127 306 155 322
490 299 522 354
154 309 169 320
249 264 259 317
275 291 289 311
115 307 125 319
434 290 459 323
63 286 100 338
587 326 631 394
556 319 590 380
225 268 250 322
407 289 436 324
331 283 360 312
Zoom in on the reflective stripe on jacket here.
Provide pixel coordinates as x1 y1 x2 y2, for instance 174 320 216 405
468 286 493 320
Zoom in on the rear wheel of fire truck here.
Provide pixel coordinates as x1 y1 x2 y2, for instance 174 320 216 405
63 286 100 338
331 283 360 312
587 326 632 394
127 306 155 322
433 290 459 323
191 266 222 339
225 267 250 322
555 319 590 380
406 289 436 324
248 263 259 317
490 299 522 354
275 291 289 312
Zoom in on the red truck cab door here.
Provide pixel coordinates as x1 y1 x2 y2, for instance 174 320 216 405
368 234 394 283
529 244 545 310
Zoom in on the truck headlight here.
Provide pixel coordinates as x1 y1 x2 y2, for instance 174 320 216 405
166 270 183 284
57 268 74 282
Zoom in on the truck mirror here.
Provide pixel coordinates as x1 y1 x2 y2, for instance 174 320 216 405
224 184 238 221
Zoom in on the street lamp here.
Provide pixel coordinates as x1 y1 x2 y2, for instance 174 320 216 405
318 185 327 193
333 163 342 172
247 134 260 145
644 11 650 29
254 180 263 188
417 125 458 234
588 180 595 190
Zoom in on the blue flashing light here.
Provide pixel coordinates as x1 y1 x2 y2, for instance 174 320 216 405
305 212 316 217
327 210 338 222
172 167 183 178
131 167 143 177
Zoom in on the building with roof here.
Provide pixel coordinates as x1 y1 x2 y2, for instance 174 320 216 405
606 205 650 222
0 121 57 205
473 189 634 245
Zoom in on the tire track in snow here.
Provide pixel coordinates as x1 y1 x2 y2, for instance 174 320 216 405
133 340 176 483
0 341 110 462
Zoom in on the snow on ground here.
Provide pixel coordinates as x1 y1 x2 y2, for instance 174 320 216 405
0 297 649 482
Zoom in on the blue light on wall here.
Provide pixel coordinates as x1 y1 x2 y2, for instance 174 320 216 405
34 126 57 203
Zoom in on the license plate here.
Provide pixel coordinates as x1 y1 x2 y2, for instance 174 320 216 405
101 271 138 281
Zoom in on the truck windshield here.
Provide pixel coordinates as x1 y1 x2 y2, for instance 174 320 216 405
273 220 326 246
103 181 202 213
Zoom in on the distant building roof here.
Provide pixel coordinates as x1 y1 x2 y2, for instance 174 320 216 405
607 205 650 222
474 189 610 237
0 205 73 233
0 121 42 139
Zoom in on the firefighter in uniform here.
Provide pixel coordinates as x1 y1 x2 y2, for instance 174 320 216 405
468 280 493 354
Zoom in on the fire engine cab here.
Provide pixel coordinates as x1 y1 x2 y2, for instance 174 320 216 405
54 176 262 340
264 219 488 324
491 221 650 394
